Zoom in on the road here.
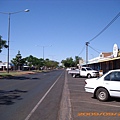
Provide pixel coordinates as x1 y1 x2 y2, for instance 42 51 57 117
0 70 65 120
1 70 120 120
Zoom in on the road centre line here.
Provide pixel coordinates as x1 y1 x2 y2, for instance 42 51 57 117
24 71 64 120
70 100 120 108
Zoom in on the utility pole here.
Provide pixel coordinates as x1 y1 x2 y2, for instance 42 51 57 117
86 42 89 65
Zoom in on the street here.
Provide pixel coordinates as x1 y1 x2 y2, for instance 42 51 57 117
0 70 120 120
0 70 64 120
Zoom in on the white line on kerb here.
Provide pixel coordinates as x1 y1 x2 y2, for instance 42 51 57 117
25 72 63 120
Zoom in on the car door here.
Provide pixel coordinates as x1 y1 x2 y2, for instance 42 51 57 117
80 68 86 76
104 71 120 97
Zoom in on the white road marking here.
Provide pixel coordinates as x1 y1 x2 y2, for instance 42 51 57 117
24 72 63 120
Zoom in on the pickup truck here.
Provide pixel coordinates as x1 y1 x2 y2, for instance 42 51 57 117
68 67 99 78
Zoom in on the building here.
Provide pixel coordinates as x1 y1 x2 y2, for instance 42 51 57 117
87 44 120 73
0 62 12 70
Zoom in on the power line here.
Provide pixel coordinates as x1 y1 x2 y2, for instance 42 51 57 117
78 45 85 56
84 12 120 64
88 12 120 43
79 12 120 63
88 44 100 54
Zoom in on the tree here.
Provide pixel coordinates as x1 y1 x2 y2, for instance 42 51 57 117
0 35 8 53
24 55 45 70
74 56 83 66
44 59 59 69
61 57 75 68
25 55 35 70
61 56 84 68
11 52 84 71
11 51 23 70
39 58 45 67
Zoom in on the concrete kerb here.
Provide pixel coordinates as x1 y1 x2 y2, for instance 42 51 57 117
58 71 72 120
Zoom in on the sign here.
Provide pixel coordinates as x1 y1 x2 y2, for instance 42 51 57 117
113 44 118 57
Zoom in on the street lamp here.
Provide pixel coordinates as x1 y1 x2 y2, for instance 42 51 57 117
36 45 52 60
42 45 52 60
0 9 29 73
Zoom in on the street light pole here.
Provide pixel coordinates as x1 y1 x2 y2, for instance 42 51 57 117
7 13 10 73
43 46 44 60
86 42 89 65
43 45 52 60
36 45 52 60
0 9 29 73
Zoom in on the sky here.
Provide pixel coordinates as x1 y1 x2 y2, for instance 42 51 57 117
0 0 120 63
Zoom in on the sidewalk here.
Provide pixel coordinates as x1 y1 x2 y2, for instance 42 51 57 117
58 71 72 120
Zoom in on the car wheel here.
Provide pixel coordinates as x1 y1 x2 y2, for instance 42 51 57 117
87 74 91 78
72 74 76 78
96 88 109 102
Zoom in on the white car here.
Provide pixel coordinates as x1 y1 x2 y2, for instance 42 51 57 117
80 67 99 78
66 68 71 71
68 67 99 78
85 69 120 101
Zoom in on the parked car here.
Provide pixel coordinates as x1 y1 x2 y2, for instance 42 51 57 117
85 69 120 101
66 68 71 71
68 67 99 78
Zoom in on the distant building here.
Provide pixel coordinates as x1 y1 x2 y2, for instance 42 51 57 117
0 62 12 70
99 52 113 58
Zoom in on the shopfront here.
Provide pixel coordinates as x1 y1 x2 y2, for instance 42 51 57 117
87 44 120 73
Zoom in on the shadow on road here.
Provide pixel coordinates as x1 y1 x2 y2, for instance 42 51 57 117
1 76 39 80
92 96 120 102
0 89 27 105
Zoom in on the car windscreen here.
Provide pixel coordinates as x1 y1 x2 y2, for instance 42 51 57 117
86 67 93 70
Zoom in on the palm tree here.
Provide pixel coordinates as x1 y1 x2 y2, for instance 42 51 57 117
0 35 8 53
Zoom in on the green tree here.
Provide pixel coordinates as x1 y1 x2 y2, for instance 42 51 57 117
25 55 34 70
0 35 8 53
44 58 59 69
11 51 23 70
61 57 75 68
74 56 83 67
61 56 84 68
39 58 45 67
24 55 45 70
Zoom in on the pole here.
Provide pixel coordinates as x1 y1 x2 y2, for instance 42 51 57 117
43 46 44 60
86 42 89 65
7 13 10 73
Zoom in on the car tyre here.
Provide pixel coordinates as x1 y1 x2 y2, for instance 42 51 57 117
87 74 91 78
72 74 76 78
96 88 109 102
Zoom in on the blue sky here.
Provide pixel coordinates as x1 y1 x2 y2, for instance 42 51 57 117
0 0 120 63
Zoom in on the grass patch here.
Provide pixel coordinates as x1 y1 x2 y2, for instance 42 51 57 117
0 70 50 78
0 71 35 78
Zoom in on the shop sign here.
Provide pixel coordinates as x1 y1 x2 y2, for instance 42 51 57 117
113 44 118 57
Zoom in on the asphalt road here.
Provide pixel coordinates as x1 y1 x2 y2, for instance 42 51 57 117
67 73 120 120
1 70 120 120
0 70 65 120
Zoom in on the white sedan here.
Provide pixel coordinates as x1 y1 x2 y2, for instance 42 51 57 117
85 69 120 101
